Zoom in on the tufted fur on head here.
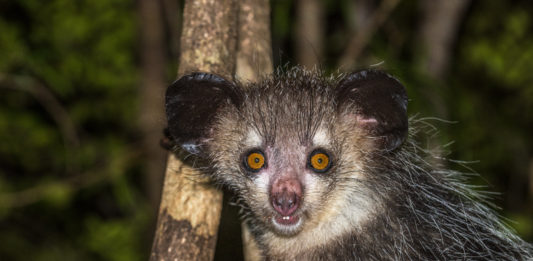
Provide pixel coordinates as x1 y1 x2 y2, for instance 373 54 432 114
164 67 533 260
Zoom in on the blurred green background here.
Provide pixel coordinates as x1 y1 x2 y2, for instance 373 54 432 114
0 0 532 260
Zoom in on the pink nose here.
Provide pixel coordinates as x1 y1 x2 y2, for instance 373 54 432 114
270 178 302 216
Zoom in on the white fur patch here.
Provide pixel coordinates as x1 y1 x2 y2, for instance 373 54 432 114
244 129 262 147
181 143 201 154
254 172 270 190
312 128 329 146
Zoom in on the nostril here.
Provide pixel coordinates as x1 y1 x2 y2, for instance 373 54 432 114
271 191 300 216
274 195 283 207
287 194 295 208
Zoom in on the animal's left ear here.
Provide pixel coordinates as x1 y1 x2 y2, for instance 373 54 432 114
165 72 241 155
336 70 408 151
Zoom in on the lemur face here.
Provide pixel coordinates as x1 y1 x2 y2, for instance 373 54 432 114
164 68 533 260
165 67 407 238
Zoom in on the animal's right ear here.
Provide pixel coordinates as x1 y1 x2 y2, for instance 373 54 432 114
336 70 408 151
165 72 241 155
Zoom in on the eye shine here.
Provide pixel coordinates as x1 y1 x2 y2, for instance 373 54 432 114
308 150 331 173
244 150 266 172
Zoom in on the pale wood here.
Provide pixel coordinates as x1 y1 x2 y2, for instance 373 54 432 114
150 0 238 260
236 0 273 81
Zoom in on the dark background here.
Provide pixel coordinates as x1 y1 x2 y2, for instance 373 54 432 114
0 0 532 260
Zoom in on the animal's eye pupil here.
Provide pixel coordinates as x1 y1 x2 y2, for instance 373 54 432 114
245 151 266 172
308 150 332 173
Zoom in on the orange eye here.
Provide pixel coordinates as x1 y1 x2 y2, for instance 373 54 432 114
245 151 265 172
309 150 331 172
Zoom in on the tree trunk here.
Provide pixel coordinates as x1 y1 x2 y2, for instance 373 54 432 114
417 0 470 121
353 0 373 33
150 0 238 260
294 0 324 69
418 0 470 80
161 0 182 60
235 1 272 260
139 0 168 213
236 0 273 81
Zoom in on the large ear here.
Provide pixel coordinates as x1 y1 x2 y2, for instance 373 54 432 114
165 72 241 155
336 70 408 151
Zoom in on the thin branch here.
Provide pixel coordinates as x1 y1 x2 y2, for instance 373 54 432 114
0 73 80 175
338 0 401 70
0 150 141 209
529 159 533 204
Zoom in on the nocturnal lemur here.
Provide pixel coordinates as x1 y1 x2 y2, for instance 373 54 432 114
163 67 533 260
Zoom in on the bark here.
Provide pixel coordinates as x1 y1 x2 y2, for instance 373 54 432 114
150 0 238 260
178 0 238 76
139 0 168 212
235 1 272 260
418 0 470 79
236 0 273 81
294 0 324 69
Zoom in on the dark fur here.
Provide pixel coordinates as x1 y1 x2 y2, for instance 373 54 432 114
165 67 533 260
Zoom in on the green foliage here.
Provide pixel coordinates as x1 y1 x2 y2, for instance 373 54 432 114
451 1 533 239
82 212 149 261
464 6 533 93
0 0 151 260
41 182 73 207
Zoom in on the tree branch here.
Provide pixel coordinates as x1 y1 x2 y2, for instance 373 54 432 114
0 73 80 175
150 0 239 260
0 150 140 209
338 0 401 70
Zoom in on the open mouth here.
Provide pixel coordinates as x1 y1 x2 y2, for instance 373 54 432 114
274 214 300 226
271 213 303 236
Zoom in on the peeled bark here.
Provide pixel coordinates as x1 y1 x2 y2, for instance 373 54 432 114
235 1 272 260
150 0 238 260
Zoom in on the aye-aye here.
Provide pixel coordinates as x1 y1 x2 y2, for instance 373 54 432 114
163 67 533 260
